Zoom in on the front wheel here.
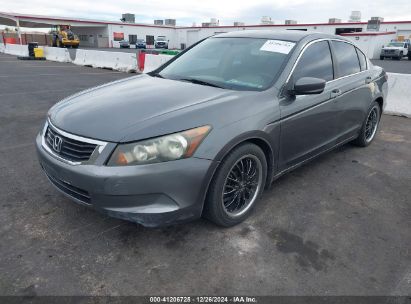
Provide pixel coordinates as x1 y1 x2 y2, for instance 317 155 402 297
203 143 267 227
352 102 381 147
380 56 384 60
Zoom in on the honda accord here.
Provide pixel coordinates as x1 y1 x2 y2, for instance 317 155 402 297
36 31 388 227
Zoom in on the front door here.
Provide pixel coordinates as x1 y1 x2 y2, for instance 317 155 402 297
278 40 340 170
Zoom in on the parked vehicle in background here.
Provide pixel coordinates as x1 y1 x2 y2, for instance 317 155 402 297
155 36 168 49
51 25 79 48
36 31 387 228
119 40 130 48
380 41 410 60
136 39 146 49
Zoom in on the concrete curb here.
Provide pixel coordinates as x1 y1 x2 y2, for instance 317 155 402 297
43 46 71 62
142 53 174 73
385 73 411 118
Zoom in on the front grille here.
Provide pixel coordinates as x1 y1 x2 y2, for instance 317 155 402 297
45 171 91 204
385 50 396 54
45 126 97 162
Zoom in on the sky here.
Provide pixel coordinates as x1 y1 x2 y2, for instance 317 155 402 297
0 0 410 27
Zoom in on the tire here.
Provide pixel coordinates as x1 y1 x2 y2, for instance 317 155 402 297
352 101 381 147
380 56 384 60
396 52 403 60
203 143 267 227
408 54 411 60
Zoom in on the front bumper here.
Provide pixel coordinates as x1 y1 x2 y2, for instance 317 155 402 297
381 51 400 57
36 133 216 227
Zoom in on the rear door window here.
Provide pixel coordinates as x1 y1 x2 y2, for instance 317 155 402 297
356 48 367 71
332 41 361 77
292 41 334 82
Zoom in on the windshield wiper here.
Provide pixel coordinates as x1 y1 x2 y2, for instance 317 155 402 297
179 78 224 89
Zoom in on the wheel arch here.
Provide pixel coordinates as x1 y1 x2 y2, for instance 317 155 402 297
374 96 384 113
210 131 275 186
199 132 276 216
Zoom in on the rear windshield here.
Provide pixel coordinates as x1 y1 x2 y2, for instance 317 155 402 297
157 37 294 91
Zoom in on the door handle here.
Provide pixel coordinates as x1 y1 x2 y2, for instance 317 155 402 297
330 89 341 99
365 76 372 84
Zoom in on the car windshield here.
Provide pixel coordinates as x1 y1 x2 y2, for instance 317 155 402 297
137 39 145 43
157 37 166 41
387 43 404 47
156 37 293 91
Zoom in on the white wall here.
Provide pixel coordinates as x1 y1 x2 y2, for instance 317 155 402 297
174 22 411 50
343 33 397 59
386 73 411 117
65 20 411 51
397 30 411 39
73 26 109 48
108 24 176 48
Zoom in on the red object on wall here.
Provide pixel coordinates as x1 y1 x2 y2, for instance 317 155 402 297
138 52 146 72
4 37 19 44
113 32 124 41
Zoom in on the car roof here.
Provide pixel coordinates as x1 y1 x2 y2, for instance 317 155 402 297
214 30 349 43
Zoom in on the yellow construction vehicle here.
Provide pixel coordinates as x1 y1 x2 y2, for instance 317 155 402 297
51 25 79 48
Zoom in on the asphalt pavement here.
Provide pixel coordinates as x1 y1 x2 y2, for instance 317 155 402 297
371 58 411 74
0 53 410 296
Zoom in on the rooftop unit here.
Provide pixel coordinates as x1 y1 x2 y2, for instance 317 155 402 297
234 21 245 26
121 13 135 23
349 11 361 22
367 17 383 31
202 18 219 27
285 20 297 25
154 20 164 25
165 19 176 26
329 18 342 23
371 16 384 22
261 16 274 25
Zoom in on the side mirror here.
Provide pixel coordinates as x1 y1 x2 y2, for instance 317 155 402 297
292 77 326 95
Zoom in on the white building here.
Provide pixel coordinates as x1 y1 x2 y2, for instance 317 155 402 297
1 11 411 58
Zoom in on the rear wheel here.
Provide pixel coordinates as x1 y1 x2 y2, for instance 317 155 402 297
352 102 381 147
203 143 267 227
380 56 384 60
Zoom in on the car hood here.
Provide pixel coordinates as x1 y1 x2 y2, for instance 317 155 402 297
382 47 402 50
49 74 233 142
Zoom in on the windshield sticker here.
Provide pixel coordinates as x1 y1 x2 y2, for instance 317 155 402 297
260 40 296 54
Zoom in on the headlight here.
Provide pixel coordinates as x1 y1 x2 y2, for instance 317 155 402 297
107 126 211 166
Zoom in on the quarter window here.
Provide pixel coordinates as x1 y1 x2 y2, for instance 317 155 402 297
292 41 334 82
332 41 361 77
356 48 367 71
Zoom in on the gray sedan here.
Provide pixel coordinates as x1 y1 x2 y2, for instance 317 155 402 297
36 31 388 227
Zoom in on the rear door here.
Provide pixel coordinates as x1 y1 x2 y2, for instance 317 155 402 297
279 40 341 170
330 41 373 141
